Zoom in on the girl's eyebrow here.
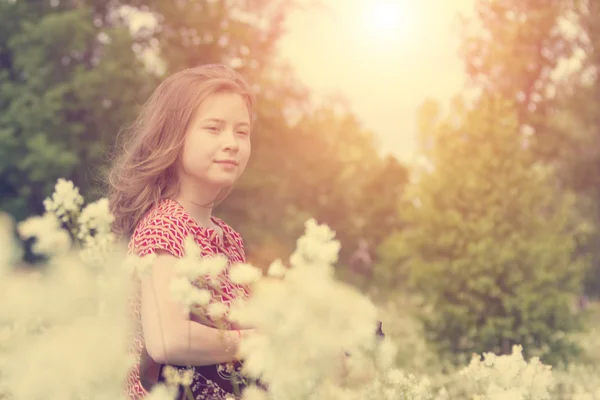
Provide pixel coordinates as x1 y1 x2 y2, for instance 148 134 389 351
201 118 250 128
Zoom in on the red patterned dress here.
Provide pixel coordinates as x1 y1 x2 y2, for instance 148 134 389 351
124 198 251 400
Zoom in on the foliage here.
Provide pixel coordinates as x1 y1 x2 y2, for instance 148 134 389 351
0 1 155 222
391 95 589 365
458 0 575 136
459 0 600 296
552 302 600 399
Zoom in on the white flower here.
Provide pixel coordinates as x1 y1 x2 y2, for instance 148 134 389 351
487 383 525 400
175 244 228 280
483 351 497 367
267 259 287 278
304 218 336 242
231 246 379 399
78 232 117 269
175 256 202 280
123 253 157 278
229 263 262 285
460 345 554 400
169 277 212 313
0 326 12 343
43 178 84 221
228 296 249 317
182 235 202 260
336 366 433 400
375 337 398 370
162 365 193 386
203 254 228 277
2 314 132 400
207 302 228 319
17 213 71 256
242 385 269 400
238 333 270 378
145 383 177 400
289 218 341 267
77 198 114 239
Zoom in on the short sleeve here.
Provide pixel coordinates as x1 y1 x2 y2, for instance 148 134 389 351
129 215 190 258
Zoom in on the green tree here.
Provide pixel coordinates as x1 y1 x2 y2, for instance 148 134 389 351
459 0 575 140
357 155 408 251
0 1 154 221
395 95 589 365
459 0 600 296
545 80 600 295
113 0 313 82
543 1 600 294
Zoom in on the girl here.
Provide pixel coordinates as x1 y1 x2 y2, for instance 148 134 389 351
108 64 255 400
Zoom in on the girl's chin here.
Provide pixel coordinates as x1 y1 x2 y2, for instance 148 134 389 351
207 175 238 187
186 170 240 188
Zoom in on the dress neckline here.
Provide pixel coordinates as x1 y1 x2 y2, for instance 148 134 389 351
163 198 226 245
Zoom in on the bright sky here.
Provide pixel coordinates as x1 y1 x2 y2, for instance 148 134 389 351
277 0 475 164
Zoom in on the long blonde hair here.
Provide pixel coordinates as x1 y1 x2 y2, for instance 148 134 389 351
107 64 254 239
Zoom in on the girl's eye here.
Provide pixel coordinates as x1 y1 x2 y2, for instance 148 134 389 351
237 130 249 136
206 126 220 132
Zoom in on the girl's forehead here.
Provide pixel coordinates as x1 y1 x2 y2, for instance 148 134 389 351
193 91 251 121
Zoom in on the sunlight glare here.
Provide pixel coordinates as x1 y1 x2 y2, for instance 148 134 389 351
362 0 419 43
371 2 400 33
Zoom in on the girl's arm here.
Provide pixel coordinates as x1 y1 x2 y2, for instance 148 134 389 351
141 251 254 366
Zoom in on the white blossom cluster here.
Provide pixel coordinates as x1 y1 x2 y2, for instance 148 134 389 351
322 369 433 400
42 178 84 222
289 218 341 269
77 197 115 239
2 179 598 400
17 178 117 268
0 244 135 399
459 345 554 400
17 212 71 256
167 235 265 321
228 219 381 400
168 236 231 318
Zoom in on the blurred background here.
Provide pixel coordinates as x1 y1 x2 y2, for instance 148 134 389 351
2 0 600 378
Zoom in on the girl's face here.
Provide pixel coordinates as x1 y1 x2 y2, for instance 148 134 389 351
178 91 251 190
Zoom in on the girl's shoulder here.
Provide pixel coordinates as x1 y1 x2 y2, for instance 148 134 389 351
128 199 193 258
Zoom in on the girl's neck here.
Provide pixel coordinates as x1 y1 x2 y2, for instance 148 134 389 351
172 196 214 228
171 185 221 228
